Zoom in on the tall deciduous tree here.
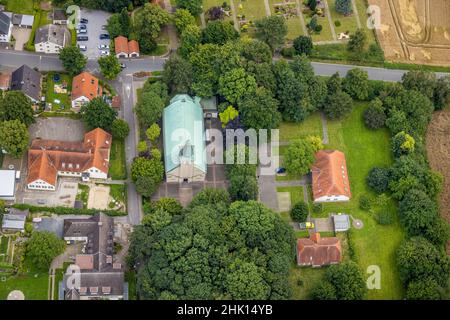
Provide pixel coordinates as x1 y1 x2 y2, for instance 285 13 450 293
111 118 130 140
202 20 239 45
293 35 313 56
59 46 87 76
323 90 353 120
284 138 316 175
347 29 366 54
218 68 257 105
343 68 369 100
0 120 29 158
134 3 170 53
162 54 193 94
25 231 65 270
81 97 118 131
0 91 34 126
173 8 196 33
254 16 287 52
98 55 122 80
239 87 281 131
175 0 203 16
325 261 367 300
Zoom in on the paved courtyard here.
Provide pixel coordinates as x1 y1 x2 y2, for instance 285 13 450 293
78 9 111 60
29 117 85 141
11 27 31 51
19 181 78 207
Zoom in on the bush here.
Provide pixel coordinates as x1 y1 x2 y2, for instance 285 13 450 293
12 204 126 217
376 211 393 225
281 46 296 58
359 194 371 211
311 281 337 300
315 25 323 32
291 202 309 222
366 167 390 194
363 98 386 129
312 203 323 214
334 20 341 27
293 36 313 56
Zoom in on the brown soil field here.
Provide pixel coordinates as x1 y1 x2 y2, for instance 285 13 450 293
426 109 450 253
368 0 450 66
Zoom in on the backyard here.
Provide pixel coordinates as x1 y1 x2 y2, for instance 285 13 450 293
2 0 36 14
109 139 127 180
284 103 404 299
44 72 73 111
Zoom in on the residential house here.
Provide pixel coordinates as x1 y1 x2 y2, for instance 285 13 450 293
27 128 112 191
1 208 29 232
163 94 206 183
53 9 67 25
0 11 12 42
71 72 102 108
35 24 71 54
0 73 11 90
0 170 16 201
114 36 140 58
311 150 351 203
297 233 342 267
10 65 42 103
62 213 127 300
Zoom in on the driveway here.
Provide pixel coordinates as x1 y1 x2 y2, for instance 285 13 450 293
11 27 31 51
18 180 78 207
29 117 85 141
78 9 111 60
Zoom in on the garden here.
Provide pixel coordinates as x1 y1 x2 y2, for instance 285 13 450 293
109 138 127 180
44 72 73 112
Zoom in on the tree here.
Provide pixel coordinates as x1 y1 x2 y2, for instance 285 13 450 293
219 105 239 128
406 278 441 300
134 87 166 128
335 0 353 15
391 131 415 157
135 175 159 197
241 39 273 64
111 118 130 140
323 91 353 120
131 156 164 184
0 120 29 158
98 55 122 80
0 91 34 126
293 35 313 56
290 202 309 222
162 54 193 94
308 76 328 110
174 8 196 33
396 237 449 286
137 140 148 153
398 189 438 237
81 98 118 131
347 29 366 54
229 174 259 201
254 16 287 52
311 281 337 300
433 76 450 110
366 167 390 194
423 217 449 246
25 231 65 270
325 261 367 300
343 68 369 100
179 24 202 58
145 123 161 143
225 261 270 300
326 72 342 95
175 0 203 16
134 3 170 53
239 87 281 131
202 20 239 45
106 8 131 39
363 98 386 129
188 188 231 208
206 6 225 21
308 0 318 11
401 70 437 101
59 46 87 76
284 139 316 176
306 135 324 152
218 68 257 105
307 15 318 32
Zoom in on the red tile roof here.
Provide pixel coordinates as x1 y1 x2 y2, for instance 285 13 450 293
27 128 112 186
71 72 102 101
0 73 11 89
311 150 351 201
128 40 139 54
114 36 128 55
297 233 341 267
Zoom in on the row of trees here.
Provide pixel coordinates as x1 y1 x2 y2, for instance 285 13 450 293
365 70 450 299
127 188 295 299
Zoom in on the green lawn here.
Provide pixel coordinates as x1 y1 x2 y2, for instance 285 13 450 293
45 72 72 111
276 186 303 211
109 139 127 180
4 0 35 14
76 184 89 208
125 271 137 300
269 0 304 40
279 112 323 142
328 0 358 35
109 184 127 209
303 12 334 42
0 272 49 300
289 264 326 299
320 102 404 299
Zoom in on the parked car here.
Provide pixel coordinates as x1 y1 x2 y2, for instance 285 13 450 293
98 44 109 50
99 33 110 40
78 44 87 51
299 222 315 230
100 50 110 56
275 167 286 174
77 24 86 30
76 29 87 34
77 36 88 41
80 18 88 24
101 25 107 30
120 63 126 69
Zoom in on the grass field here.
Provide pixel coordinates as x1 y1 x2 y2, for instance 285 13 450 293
4 0 36 14
279 112 323 142
269 0 304 40
109 184 127 208
320 102 404 299
45 73 72 111
303 12 334 42
109 139 127 180
328 0 359 35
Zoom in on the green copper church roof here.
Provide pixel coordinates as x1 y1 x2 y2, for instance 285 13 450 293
163 94 206 174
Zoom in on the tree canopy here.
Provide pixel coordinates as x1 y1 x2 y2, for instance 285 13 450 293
0 120 29 158
284 139 317 176
25 231 65 270
98 55 122 80
254 16 287 52
81 97 118 132
0 91 34 126
59 46 87 76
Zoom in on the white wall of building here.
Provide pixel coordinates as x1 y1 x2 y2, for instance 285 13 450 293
72 96 90 108
314 195 350 203
35 41 64 54
27 179 56 191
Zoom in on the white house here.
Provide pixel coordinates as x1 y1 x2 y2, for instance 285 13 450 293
71 72 102 108
0 11 12 42
35 24 71 54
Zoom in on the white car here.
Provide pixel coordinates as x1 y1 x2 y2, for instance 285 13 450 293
100 50 110 56
76 29 87 34
78 44 87 51
98 44 110 50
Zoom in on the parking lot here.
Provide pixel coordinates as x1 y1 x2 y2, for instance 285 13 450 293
77 9 111 59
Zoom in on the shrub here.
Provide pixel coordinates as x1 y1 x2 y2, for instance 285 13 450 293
376 211 393 225
359 194 371 211
334 20 341 27
291 202 309 222
315 25 323 32
281 46 296 58
363 98 386 129
366 167 390 194
312 203 323 214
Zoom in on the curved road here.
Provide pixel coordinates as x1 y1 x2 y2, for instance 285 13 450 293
1 49 448 81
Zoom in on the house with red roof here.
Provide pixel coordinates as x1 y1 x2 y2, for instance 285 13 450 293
71 72 102 108
114 36 140 58
311 150 351 202
297 233 342 267
27 128 112 190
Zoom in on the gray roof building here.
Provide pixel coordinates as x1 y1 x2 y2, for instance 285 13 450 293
0 11 11 35
53 9 67 22
2 208 29 231
332 214 350 232
10 65 41 102
35 24 70 48
11 14 34 27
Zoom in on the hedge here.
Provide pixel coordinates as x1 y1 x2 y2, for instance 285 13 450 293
11 204 127 217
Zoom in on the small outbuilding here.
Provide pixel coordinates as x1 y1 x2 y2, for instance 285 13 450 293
0 170 16 201
2 208 29 232
332 214 350 232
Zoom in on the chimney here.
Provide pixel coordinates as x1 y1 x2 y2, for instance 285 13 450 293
310 232 321 243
